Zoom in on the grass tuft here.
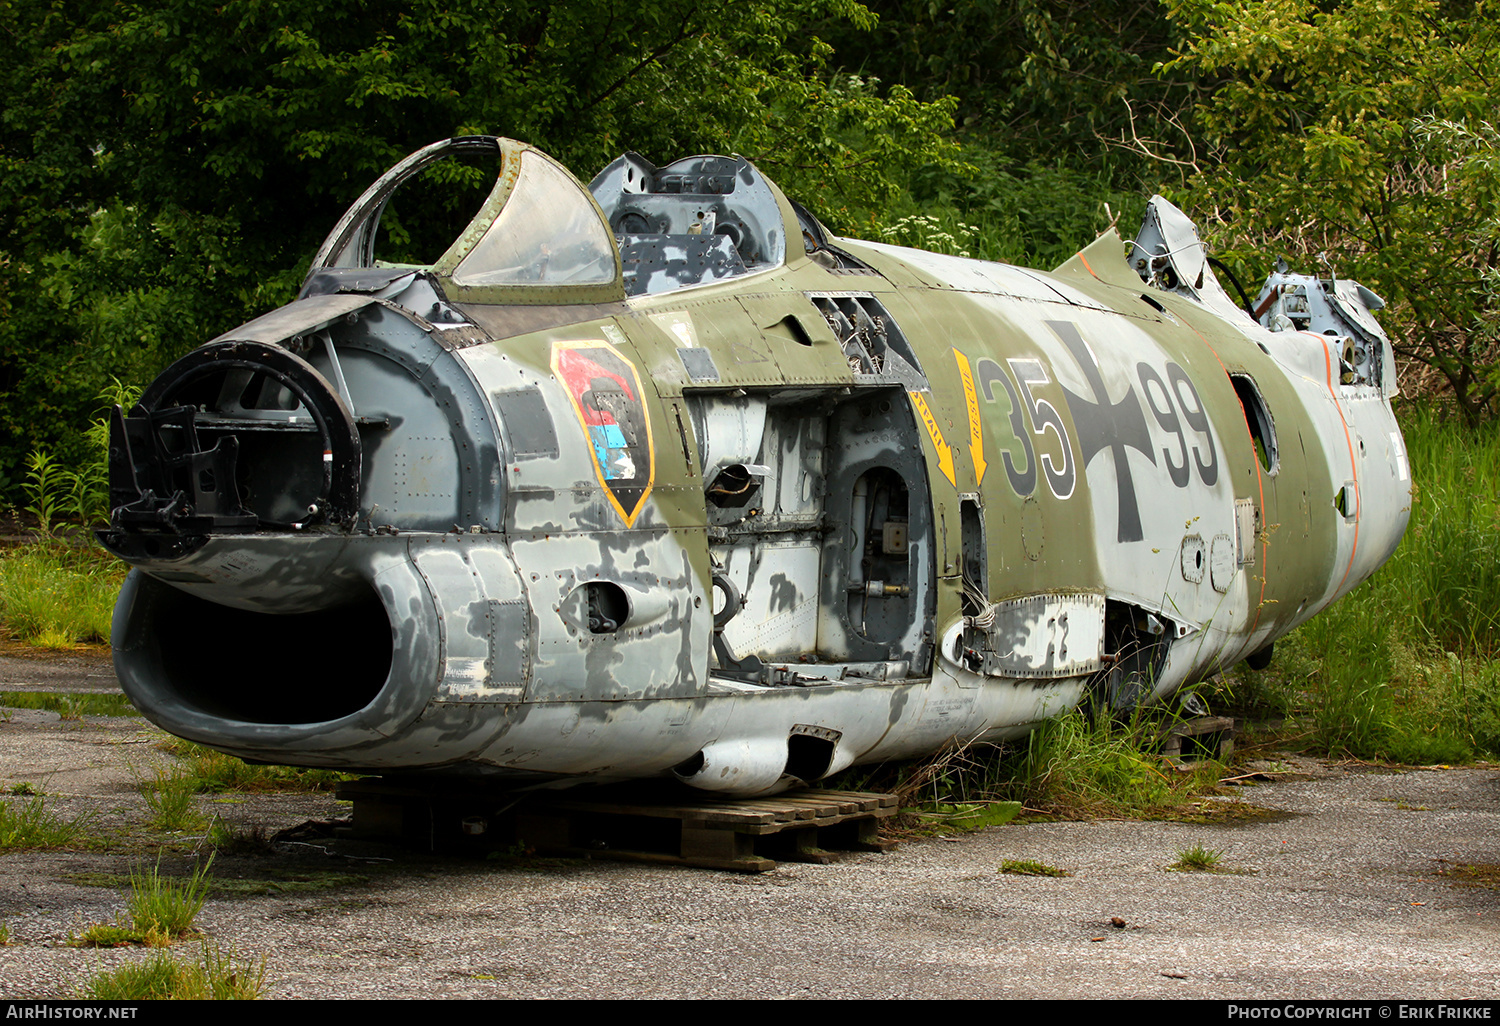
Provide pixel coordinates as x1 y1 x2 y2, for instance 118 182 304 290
0 796 92 849
127 856 212 943
141 766 206 833
999 858 1070 877
77 942 265 999
1208 405 1500 765
1169 843 1224 872
76 855 213 948
206 818 278 856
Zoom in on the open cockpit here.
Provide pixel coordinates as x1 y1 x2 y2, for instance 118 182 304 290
299 136 813 305
588 152 788 295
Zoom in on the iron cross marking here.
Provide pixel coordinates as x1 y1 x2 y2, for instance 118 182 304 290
1047 320 1156 543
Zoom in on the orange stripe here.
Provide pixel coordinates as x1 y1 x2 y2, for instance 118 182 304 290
1078 253 1099 280
1318 335 1361 595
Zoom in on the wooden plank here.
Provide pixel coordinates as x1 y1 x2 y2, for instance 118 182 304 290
723 800 817 821
551 846 775 874
813 790 899 810
545 799 778 825
774 796 857 816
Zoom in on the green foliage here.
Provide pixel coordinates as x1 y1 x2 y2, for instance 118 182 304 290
1169 843 1223 871
160 739 351 794
0 542 126 646
999 712 1199 815
78 942 265 999
915 801 1022 833
831 0 1195 172
840 705 1225 821
1219 405 1500 763
22 452 66 538
0 692 138 718
875 214 979 257
141 766 206 833
999 858 1070 877
861 150 1149 269
0 796 93 849
78 855 214 948
127 856 212 943
1164 0 1500 422
205 819 277 857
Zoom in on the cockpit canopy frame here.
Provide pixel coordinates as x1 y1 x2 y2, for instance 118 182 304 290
305 136 804 307
306 136 626 306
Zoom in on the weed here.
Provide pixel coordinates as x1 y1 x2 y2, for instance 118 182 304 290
0 544 125 647
1002 711 1225 817
127 855 212 943
76 923 141 948
77 942 265 999
141 766 206 833
206 818 278 856
8 782 36 795
159 739 350 793
0 796 92 849
24 380 142 536
76 855 213 947
1169 844 1224 872
915 801 1021 833
830 705 1228 823
888 735 1012 809
999 858 1070 877
23 450 66 537
0 921 10 945
0 692 140 719
875 213 979 258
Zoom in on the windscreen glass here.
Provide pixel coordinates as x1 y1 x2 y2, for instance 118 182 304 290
453 151 616 286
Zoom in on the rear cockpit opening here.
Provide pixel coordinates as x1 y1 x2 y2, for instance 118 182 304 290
121 574 393 726
590 153 788 296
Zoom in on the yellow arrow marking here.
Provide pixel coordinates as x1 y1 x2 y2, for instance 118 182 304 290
910 391 956 487
953 348 986 485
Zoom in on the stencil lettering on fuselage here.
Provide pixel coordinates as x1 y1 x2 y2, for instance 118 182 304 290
551 340 656 527
961 321 1219 546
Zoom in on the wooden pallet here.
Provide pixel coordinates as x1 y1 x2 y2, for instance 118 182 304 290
517 789 899 872
1157 715 1235 765
337 779 898 873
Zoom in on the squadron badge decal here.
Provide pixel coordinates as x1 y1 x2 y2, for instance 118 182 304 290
551 340 655 526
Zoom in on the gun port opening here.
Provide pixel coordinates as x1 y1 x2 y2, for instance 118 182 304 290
121 575 393 725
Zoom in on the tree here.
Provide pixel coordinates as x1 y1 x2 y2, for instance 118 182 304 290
828 1 1198 171
1163 0 1500 422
